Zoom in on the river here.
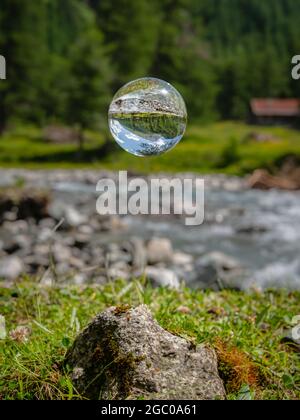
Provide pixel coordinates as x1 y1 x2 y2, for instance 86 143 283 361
1 169 300 289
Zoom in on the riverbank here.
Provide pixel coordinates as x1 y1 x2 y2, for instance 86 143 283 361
0 280 299 400
0 169 300 290
1 122 299 175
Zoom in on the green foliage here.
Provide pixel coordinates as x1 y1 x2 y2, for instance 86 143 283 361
0 279 299 399
151 0 219 120
0 0 111 131
92 0 161 86
65 28 111 131
0 0 300 129
218 137 240 168
0 0 49 128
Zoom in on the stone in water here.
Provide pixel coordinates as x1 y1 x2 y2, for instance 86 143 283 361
108 77 187 156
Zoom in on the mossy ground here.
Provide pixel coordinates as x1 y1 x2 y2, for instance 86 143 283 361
0 279 299 400
0 122 300 175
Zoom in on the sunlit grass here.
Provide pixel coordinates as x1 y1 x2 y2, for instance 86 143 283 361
0 122 299 174
0 279 299 400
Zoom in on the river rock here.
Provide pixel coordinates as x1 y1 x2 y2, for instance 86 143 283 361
101 215 126 232
146 238 173 264
197 251 241 271
107 265 130 281
172 251 193 266
74 233 91 249
2 211 17 221
48 202 87 228
78 224 94 236
106 247 132 265
55 262 71 275
248 169 299 191
0 188 50 221
0 256 24 279
36 227 53 243
38 218 56 229
64 305 225 400
193 252 243 290
192 263 218 289
64 256 84 270
144 266 180 289
33 243 50 256
52 243 72 263
2 232 30 254
280 330 300 353
2 220 29 235
64 206 87 228
24 254 49 270
122 237 147 270
72 273 88 285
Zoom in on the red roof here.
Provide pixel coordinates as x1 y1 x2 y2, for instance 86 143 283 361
250 99 300 117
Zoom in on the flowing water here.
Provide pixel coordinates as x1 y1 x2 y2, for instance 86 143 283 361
52 177 300 290
1 169 299 290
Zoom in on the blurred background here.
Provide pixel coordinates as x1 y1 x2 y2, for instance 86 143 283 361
0 0 300 171
0 0 300 290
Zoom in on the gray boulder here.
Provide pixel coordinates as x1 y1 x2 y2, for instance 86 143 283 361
0 256 24 279
52 243 72 263
2 232 30 254
107 262 130 281
144 266 180 289
48 202 87 228
197 251 241 271
172 251 193 267
123 237 147 270
191 263 219 289
64 305 225 400
146 237 173 264
193 251 244 290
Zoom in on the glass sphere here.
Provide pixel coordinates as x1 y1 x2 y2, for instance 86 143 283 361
108 77 187 157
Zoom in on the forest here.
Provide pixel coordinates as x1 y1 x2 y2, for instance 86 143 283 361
1 0 300 134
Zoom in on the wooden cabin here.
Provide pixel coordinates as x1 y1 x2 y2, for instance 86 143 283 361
250 98 300 126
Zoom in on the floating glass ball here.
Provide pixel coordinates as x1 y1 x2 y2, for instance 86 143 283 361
108 77 187 157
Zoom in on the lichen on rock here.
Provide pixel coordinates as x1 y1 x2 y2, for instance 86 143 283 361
64 305 226 400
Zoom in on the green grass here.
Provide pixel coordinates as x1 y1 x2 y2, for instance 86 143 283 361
0 279 299 400
1 122 300 174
